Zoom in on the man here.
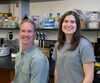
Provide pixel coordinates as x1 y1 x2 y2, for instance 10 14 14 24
13 19 49 83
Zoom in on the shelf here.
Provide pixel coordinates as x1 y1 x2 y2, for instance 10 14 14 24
0 28 100 32
36 28 58 30
81 29 100 31
36 28 100 32
0 0 59 4
0 28 19 30
29 0 59 2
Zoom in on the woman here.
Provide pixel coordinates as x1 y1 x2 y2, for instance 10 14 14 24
52 11 95 83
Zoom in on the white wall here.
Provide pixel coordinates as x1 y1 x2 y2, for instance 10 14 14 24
10 3 20 19
0 4 10 13
9 1 30 23
30 0 100 16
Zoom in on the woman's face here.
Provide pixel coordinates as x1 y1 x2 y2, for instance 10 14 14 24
62 15 77 35
19 22 35 46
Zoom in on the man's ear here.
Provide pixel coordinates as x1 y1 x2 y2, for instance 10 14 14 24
33 31 36 40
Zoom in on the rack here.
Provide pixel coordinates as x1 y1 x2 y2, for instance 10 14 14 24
0 28 100 32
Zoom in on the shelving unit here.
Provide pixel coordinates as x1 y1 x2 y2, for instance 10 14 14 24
36 28 58 30
0 0 59 4
81 29 100 32
0 28 100 32
0 28 19 30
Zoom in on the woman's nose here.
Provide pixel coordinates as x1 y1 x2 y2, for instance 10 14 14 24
67 22 71 26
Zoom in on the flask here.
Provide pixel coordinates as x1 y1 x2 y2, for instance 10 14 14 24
23 14 28 20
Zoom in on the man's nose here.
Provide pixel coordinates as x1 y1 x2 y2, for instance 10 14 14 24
24 31 28 35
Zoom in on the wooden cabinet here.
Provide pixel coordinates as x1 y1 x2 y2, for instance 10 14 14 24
10 71 15 82
40 48 50 58
0 70 15 83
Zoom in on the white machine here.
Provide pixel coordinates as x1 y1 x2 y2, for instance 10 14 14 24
0 47 10 56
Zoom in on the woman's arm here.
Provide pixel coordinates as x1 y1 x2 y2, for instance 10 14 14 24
83 62 94 83
54 66 58 83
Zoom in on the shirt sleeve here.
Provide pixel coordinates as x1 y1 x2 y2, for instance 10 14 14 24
79 38 95 64
30 57 49 83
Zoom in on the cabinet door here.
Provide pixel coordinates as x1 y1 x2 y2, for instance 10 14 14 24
0 70 10 83
10 71 15 82
0 70 15 83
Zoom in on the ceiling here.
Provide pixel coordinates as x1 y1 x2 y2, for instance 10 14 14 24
0 0 60 4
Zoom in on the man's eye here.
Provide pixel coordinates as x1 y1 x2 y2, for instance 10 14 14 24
28 30 32 33
20 30 25 32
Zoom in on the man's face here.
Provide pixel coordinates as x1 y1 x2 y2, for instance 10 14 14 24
19 22 35 46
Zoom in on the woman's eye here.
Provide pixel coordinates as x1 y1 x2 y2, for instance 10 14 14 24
64 20 76 23
64 20 68 23
71 20 76 23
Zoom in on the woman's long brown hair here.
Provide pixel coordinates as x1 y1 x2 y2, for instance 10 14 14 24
58 11 81 51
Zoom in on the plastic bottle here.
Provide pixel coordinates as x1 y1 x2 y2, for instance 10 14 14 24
8 17 15 28
0 13 4 28
54 13 60 28
57 13 60 18
54 18 59 28
3 14 9 28
44 13 54 28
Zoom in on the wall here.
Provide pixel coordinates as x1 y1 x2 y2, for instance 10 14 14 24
9 1 30 23
30 0 100 16
10 3 20 20
0 4 10 13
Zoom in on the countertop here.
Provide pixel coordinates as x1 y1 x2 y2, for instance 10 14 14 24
0 55 15 71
